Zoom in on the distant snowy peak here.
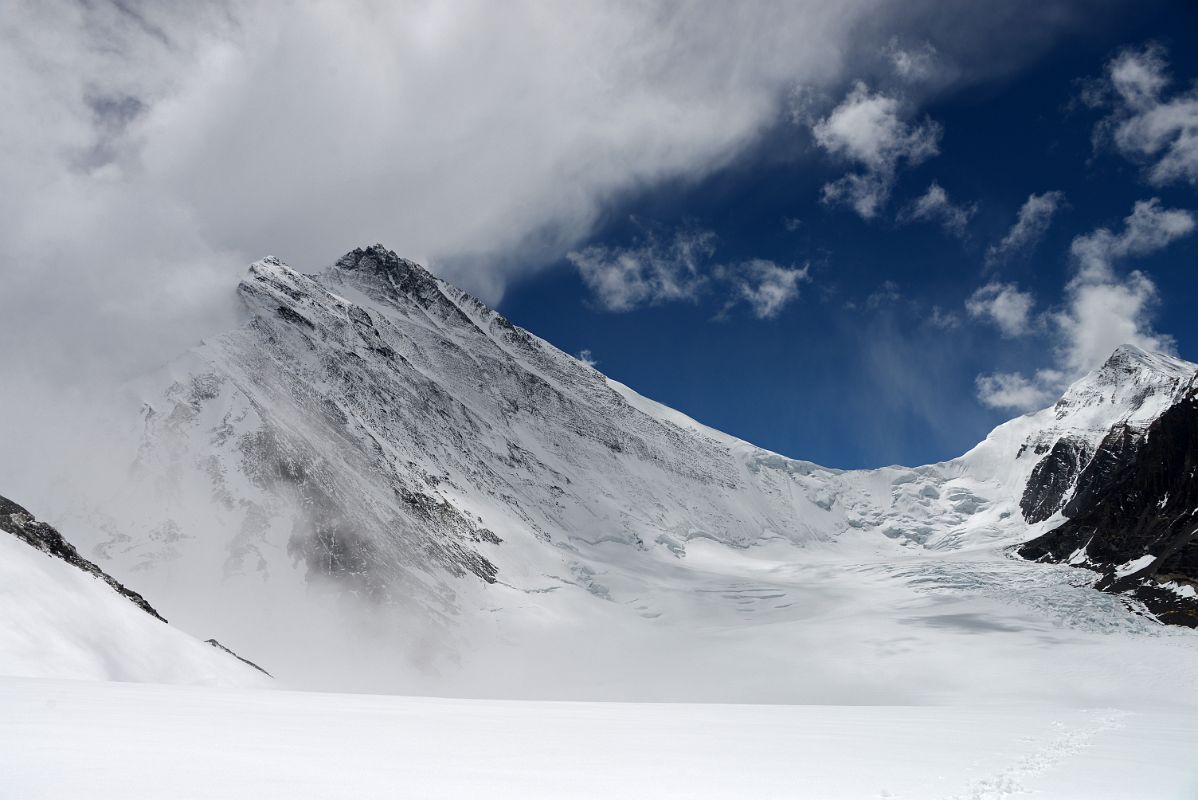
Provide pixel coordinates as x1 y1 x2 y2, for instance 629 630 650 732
1001 352 1198 531
951 345 1196 523
319 245 505 342
328 244 446 303
1052 344 1196 423
1017 347 1196 524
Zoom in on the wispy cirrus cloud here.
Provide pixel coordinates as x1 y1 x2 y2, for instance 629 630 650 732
1068 197 1195 282
976 371 1058 412
885 39 942 83
966 282 1036 338
984 190 1066 267
568 227 716 312
811 82 942 219
730 259 810 320
570 227 807 320
900 181 977 237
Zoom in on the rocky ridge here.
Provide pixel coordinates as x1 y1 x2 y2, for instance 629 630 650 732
1 494 165 621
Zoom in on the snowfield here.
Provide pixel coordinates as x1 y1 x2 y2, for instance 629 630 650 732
3 677 1197 800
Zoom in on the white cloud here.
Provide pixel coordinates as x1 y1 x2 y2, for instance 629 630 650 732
819 173 893 220
1068 197 1195 281
1088 44 1198 187
985 190 1065 267
927 306 961 330
1053 270 1171 378
1054 199 1191 377
1107 45 1171 110
886 40 941 83
812 82 942 219
733 260 809 320
577 349 598 368
974 198 1193 411
966 282 1035 337
568 228 715 312
900 181 976 237
865 280 904 310
975 372 1057 412
571 230 808 320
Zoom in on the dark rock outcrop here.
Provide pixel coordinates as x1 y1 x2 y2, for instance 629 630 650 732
1020 437 1092 523
204 639 272 676
0 494 167 622
1019 392 1198 626
1061 423 1145 519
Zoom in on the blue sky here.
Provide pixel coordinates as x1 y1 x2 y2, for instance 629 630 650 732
497 3 1198 468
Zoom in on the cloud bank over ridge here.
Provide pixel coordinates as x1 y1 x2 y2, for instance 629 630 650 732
0 0 1117 389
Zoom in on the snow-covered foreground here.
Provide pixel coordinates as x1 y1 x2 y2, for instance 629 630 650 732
3 677 1197 800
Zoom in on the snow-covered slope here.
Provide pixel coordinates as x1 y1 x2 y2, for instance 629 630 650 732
0 495 268 685
55 246 1198 693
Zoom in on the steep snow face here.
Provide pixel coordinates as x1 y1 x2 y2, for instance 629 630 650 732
58 246 1198 691
0 497 268 686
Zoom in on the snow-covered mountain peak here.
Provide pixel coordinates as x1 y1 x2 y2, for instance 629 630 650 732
322 244 470 318
1053 343 1196 422
1104 342 1192 376
331 244 436 294
946 343 1198 532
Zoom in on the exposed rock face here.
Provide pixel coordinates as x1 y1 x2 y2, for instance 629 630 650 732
1020 391 1198 626
204 639 272 676
1062 423 1146 519
1020 437 1092 523
0 494 165 622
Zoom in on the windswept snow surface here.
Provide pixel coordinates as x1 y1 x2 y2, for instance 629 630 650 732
3 677 1197 800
